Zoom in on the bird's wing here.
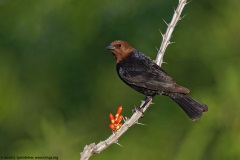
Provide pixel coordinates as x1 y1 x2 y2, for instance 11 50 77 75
118 63 177 92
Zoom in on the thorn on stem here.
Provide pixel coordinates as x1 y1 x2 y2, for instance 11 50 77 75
158 28 163 35
159 29 165 39
163 19 169 26
122 116 127 122
185 0 190 5
179 14 187 20
136 122 146 126
170 41 176 44
115 142 123 147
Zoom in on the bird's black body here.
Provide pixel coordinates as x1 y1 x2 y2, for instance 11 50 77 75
107 40 208 120
116 50 188 96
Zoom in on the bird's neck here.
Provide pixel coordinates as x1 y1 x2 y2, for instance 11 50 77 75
116 50 135 63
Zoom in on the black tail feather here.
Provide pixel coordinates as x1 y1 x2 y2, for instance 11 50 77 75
166 93 208 121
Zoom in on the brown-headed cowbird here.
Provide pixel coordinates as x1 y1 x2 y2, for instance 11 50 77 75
106 40 208 121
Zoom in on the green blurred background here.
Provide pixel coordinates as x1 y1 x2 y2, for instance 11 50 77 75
0 0 240 159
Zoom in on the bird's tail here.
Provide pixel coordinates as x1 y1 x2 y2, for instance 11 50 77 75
165 93 208 121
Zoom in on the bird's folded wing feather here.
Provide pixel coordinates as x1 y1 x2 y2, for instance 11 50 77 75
118 63 177 91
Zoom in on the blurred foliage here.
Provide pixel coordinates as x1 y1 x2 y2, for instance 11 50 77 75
0 0 240 159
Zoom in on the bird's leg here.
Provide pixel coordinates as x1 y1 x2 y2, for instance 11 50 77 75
140 96 153 109
132 96 153 118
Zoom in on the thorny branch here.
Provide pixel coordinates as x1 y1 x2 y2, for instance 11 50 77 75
80 0 188 159
156 0 188 66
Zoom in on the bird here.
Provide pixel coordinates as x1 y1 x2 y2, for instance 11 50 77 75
106 40 208 121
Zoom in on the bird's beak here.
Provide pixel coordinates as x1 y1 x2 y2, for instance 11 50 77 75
105 45 115 50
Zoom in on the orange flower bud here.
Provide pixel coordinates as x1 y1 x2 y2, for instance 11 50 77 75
109 123 115 130
115 115 122 124
115 106 122 118
109 113 115 124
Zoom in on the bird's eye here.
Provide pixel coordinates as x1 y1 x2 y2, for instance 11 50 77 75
117 44 121 47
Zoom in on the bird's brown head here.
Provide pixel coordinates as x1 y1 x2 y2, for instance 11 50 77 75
106 40 135 63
